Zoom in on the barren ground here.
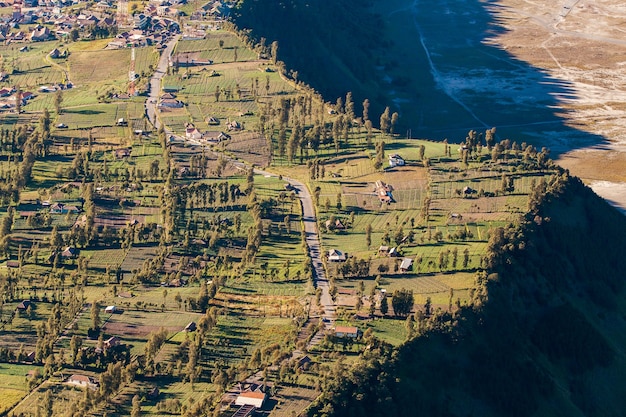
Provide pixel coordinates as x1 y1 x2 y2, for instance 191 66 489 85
486 0 626 211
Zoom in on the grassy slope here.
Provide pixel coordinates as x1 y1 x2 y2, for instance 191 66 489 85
308 174 626 417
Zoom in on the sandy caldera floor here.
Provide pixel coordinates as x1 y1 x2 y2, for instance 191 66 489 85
485 0 626 211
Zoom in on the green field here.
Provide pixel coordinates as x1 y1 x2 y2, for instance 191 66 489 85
0 363 42 414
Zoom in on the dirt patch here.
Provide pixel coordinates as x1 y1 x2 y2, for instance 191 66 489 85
225 131 270 167
102 321 174 338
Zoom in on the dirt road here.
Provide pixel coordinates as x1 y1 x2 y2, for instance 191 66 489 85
146 35 180 131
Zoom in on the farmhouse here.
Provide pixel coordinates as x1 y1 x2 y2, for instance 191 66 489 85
400 258 413 272
16 300 31 311
334 326 361 338
50 203 80 214
61 246 79 258
235 390 267 408
30 25 54 41
186 126 203 140
20 91 34 102
389 153 405 167
147 386 160 400
206 116 220 125
104 305 117 314
64 205 81 213
115 148 132 159
227 120 241 131
50 203 64 213
375 180 395 203
203 131 230 143
159 98 184 108
67 374 98 390
463 186 477 196
185 321 197 332
297 355 312 370
328 249 346 262
325 218 345 230
104 336 121 349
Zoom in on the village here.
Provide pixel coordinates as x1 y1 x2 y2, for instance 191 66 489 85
0 0 235 110
0 0 561 415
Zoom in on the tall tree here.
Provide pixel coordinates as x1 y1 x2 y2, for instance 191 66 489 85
90 301 101 331
362 98 370 122
380 296 388 315
131 395 142 417
14 86 21 114
380 106 391 134
390 112 399 135
345 92 355 123
54 90 64 115
41 389 53 417
271 41 279 64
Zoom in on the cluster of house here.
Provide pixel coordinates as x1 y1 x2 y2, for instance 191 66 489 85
325 218 346 231
378 246 413 271
18 200 81 220
0 24 55 43
229 381 268 416
184 122 232 144
158 92 183 109
0 86 35 111
38 79 72 94
0 0 184 49
374 180 395 203
0 2 117 43
187 0 233 22
107 19 179 49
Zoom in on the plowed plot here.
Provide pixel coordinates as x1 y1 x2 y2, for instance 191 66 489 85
103 311 199 338
121 246 157 273
216 292 300 316
270 385 320 417
225 132 270 167
95 213 143 229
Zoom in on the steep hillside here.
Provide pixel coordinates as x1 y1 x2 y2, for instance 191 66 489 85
307 172 626 417
232 0 390 118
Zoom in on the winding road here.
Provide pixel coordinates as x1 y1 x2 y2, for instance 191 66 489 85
288 178 336 329
238 165 337 333
145 35 336 336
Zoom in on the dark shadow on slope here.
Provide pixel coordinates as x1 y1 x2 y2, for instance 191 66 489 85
233 0 607 157
392 0 606 157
